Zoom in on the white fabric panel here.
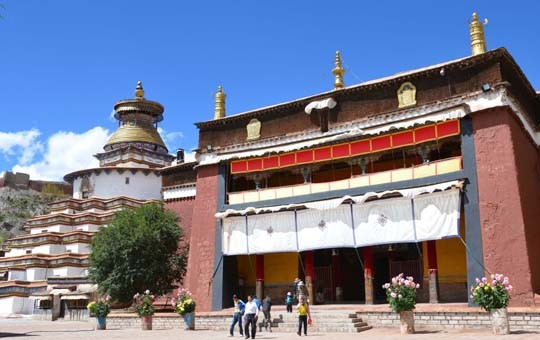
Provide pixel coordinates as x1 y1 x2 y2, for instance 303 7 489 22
413 189 461 241
222 216 248 255
296 205 355 251
215 180 462 217
353 197 415 247
247 211 297 254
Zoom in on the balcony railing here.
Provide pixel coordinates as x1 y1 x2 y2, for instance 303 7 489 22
228 156 462 205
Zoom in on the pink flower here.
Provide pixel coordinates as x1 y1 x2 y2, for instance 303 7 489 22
416 283 420 289
481 277 487 283
492 280 497 286
145 290 150 295
390 292 397 298
506 285 513 292
475 278 481 284
479 283 484 288
133 293 139 299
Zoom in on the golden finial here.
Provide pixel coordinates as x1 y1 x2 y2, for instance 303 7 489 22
135 81 145 98
214 85 226 120
332 51 346 90
469 12 488 56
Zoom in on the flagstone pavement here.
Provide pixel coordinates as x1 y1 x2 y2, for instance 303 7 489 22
1 319 539 339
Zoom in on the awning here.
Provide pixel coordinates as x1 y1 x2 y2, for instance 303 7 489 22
61 294 90 300
30 295 52 301
221 184 462 255
216 180 462 218
49 289 72 295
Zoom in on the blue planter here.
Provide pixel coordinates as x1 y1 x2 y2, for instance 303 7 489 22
96 316 107 330
183 312 195 330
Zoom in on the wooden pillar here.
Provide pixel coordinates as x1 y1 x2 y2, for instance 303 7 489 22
304 251 315 303
331 249 343 301
363 247 374 304
256 254 264 300
427 241 439 303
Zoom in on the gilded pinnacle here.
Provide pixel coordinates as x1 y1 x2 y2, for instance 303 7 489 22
135 81 145 98
214 85 226 120
332 51 346 90
469 12 488 56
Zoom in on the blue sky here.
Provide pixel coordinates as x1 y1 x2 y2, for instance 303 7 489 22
0 1 539 181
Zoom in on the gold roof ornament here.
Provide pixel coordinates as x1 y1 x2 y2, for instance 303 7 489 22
214 85 226 120
135 80 145 98
332 51 346 90
469 12 488 56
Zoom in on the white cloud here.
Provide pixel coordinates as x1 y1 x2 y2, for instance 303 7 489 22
0 129 43 165
157 127 185 151
12 127 110 181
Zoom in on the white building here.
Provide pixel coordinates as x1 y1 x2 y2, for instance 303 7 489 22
0 82 174 319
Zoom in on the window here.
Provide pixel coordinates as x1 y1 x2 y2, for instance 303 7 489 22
26 250 32 254
125 177 130 184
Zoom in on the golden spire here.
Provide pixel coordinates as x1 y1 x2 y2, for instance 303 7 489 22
332 51 346 90
469 12 488 56
214 85 226 120
135 80 145 98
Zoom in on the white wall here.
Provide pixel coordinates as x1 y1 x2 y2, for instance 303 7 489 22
72 170 162 200
26 267 47 281
8 270 26 281
33 244 65 255
0 296 33 316
65 243 90 254
47 266 87 277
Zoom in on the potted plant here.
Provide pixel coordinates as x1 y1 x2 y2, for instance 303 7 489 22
470 274 512 335
173 288 196 330
382 273 420 334
133 290 155 330
87 295 111 330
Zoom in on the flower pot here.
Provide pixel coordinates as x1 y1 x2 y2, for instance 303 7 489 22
490 308 510 335
399 310 415 334
141 315 153 330
96 316 106 330
183 312 195 330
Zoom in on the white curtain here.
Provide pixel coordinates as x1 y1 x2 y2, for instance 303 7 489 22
296 205 355 251
222 216 248 255
221 188 462 255
353 197 416 247
413 188 461 241
247 211 297 254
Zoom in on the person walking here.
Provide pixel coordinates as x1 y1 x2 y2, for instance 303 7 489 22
260 295 272 332
243 295 259 339
285 292 293 313
296 296 311 336
230 294 245 337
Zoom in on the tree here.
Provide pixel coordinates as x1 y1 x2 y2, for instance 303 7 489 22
89 203 188 303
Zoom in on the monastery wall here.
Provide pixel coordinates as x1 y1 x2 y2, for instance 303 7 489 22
165 197 195 246
184 164 220 311
471 106 536 306
197 63 502 149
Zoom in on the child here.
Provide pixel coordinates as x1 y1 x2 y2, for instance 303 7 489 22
285 291 293 313
296 296 311 336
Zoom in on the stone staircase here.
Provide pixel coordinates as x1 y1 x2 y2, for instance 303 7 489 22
267 310 372 333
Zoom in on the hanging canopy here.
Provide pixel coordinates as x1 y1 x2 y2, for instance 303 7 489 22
221 182 462 255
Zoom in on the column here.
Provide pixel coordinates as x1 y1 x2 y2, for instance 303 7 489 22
427 241 439 303
331 249 343 301
304 251 315 303
363 246 374 304
256 254 264 300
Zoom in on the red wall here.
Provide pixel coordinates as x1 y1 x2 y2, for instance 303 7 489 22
165 197 195 244
183 165 220 311
472 106 539 306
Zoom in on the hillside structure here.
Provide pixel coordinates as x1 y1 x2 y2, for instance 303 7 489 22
163 13 540 311
0 82 173 319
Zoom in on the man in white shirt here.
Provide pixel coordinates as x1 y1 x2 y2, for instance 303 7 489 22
243 295 259 339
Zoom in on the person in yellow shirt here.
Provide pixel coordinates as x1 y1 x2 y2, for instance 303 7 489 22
296 296 311 336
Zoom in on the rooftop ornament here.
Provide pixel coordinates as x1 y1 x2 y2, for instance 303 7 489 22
332 51 346 90
469 12 488 56
214 85 226 120
135 80 145 98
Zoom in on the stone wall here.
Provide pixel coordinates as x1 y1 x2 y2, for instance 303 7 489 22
359 311 540 330
106 313 230 330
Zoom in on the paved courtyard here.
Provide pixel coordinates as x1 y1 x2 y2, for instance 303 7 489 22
1 319 540 339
